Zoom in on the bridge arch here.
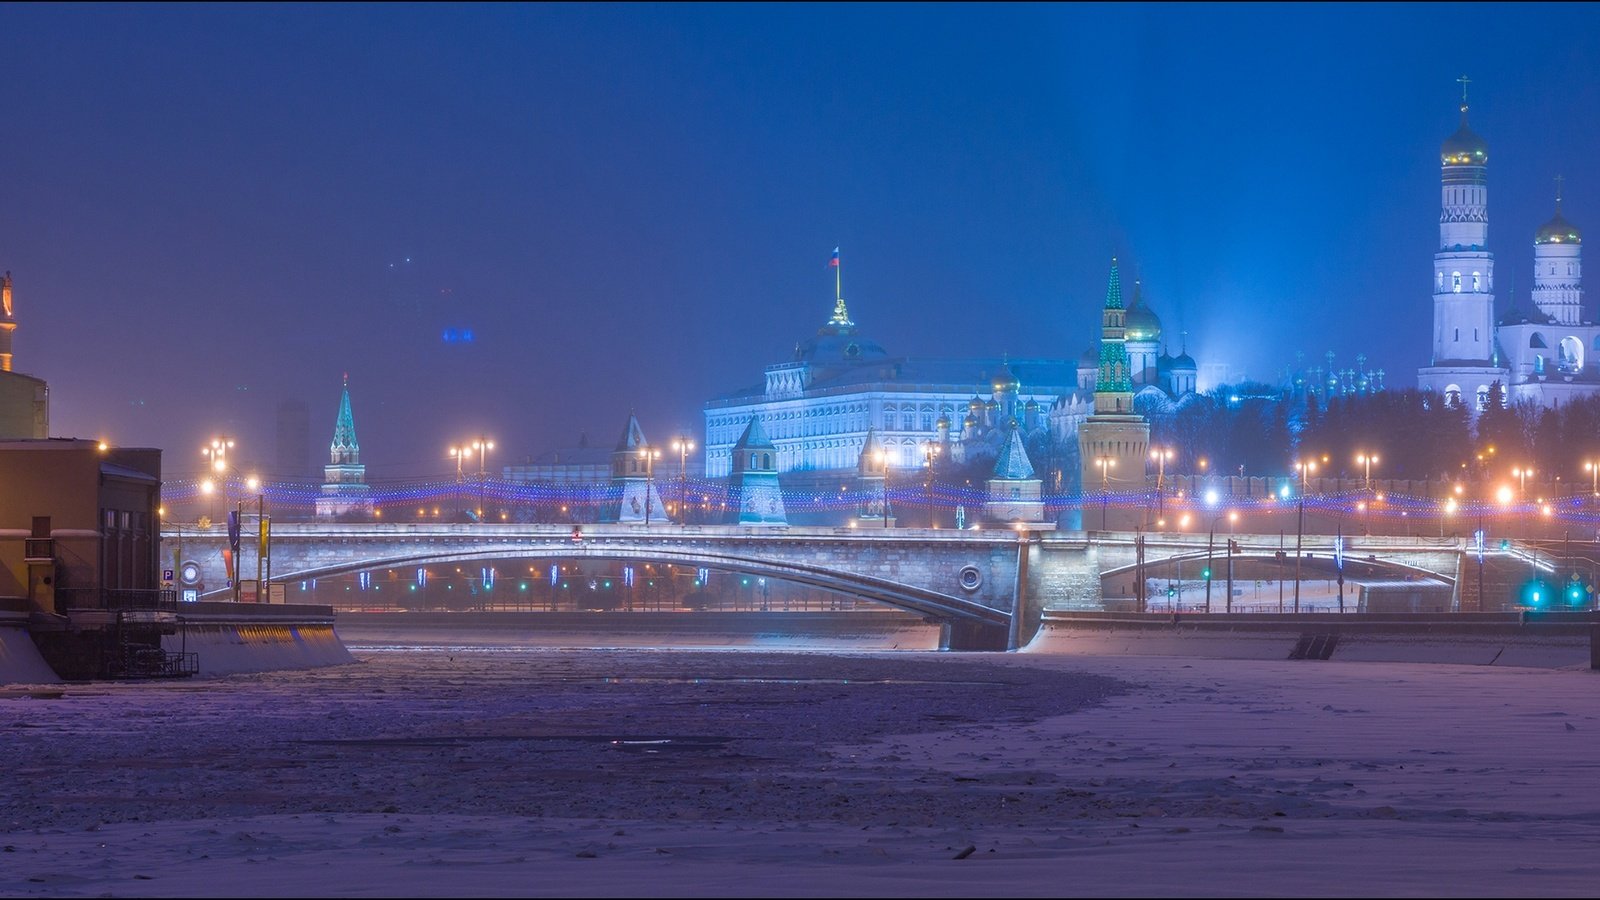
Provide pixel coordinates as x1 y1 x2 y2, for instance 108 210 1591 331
226 544 1010 628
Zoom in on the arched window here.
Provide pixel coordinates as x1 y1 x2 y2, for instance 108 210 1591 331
1454 328 1460 342
1476 386 1489 412
1437 272 1444 291
1535 355 1546 375
1472 272 1481 291
1558 336 1583 374
762 453 771 469
1452 272 1462 293
749 453 758 469
1530 333 1547 349
1444 385 1462 408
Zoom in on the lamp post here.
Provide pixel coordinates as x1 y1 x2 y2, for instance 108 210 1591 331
1095 455 1115 531
245 476 269 603
1355 452 1379 491
670 435 695 525
1150 446 1174 522
1293 459 1318 614
1205 515 1225 613
638 447 662 527
448 444 473 519
1512 466 1534 502
1585 461 1598 500
472 437 494 521
921 440 940 528
874 449 890 529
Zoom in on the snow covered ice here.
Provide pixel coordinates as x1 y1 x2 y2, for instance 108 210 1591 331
1 646 1597 897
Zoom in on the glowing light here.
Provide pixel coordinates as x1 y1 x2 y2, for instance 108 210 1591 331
1205 489 1219 506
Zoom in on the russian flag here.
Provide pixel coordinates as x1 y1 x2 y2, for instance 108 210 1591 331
829 247 839 267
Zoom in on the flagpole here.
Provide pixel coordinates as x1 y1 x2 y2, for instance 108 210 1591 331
835 247 842 303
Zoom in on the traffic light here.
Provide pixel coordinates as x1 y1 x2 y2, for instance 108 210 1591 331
1166 586 1176 598
1202 567 1212 580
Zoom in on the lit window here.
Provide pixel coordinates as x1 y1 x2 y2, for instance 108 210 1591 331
1472 272 1481 291
1452 272 1462 293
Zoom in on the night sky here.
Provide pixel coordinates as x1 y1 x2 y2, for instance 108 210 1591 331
4 3 1599 480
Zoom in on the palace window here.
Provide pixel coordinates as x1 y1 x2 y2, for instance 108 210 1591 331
1452 272 1462 293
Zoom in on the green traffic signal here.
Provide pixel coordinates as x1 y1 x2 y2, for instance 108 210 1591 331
1202 568 1212 580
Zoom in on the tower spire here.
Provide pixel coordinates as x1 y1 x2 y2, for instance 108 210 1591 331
1556 173 1565 211
331 376 359 465
1457 74 1471 112
827 246 852 328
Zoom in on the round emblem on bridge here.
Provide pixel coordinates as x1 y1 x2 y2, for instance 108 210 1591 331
957 566 982 592
179 561 201 586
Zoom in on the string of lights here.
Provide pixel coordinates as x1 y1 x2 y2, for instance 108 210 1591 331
159 474 1600 524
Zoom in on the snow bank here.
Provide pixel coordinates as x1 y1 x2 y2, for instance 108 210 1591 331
0 621 58 684
163 623 354 677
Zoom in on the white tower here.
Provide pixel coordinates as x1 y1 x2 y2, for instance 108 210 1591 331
1532 176 1583 326
1419 76 1506 410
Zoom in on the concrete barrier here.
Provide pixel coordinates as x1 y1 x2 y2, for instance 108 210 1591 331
1028 611 1599 668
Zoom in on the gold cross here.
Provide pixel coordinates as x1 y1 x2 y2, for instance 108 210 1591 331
1457 74 1471 104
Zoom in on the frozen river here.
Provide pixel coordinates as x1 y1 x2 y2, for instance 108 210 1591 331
1 645 1597 896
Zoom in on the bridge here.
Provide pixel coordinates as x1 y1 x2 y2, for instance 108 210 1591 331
161 523 1492 650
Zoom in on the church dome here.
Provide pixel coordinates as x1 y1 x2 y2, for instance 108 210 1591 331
1124 304 1161 342
967 395 984 413
1170 351 1197 371
1536 209 1581 245
1124 282 1161 342
1441 111 1488 166
992 362 1021 392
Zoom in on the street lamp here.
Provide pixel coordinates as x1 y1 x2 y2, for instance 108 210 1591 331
670 435 695 525
874 448 890 529
1584 460 1598 499
201 436 235 475
472 437 495 520
921 440 940 528
1511 465 1534 502
1293 459 1318 614
1095 455 1115 531
638 446 662 527
1150 446 1174 521
1355 452 1379 491
1205 514 1227 613
448 444 473 519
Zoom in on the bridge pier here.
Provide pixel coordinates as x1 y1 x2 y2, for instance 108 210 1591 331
939 620 1010 652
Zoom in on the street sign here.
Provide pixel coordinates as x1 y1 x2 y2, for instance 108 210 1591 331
162 568 175 582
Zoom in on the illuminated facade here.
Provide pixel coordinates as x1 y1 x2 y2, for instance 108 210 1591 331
1418 82 1600 409
704 273 1197 495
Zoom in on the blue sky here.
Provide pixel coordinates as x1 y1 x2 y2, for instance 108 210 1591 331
3 3 1598 477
